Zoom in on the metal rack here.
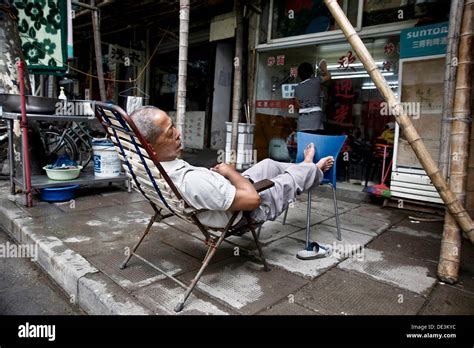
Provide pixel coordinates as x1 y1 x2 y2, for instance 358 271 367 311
0 109 130 207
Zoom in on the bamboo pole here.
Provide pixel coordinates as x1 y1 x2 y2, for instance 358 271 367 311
438 0 474 284
230 0 243 166
176 0 189 140
323 0 474 241
439 0 464 180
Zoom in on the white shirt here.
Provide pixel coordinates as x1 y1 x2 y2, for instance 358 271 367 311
160 159 242 228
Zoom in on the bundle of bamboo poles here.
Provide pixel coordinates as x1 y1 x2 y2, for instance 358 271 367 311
438 0 473 284
323 0 474 244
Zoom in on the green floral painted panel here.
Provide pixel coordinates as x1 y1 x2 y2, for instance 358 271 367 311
12 0 67 73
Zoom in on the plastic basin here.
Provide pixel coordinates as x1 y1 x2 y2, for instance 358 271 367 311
43 166 83 181
39 185 80 202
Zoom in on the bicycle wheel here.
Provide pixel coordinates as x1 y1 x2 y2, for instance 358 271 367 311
40 130 78 164
75 136 93 167
67 122 95 168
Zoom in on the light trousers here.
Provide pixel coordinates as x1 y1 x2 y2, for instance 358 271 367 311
242 159 323 222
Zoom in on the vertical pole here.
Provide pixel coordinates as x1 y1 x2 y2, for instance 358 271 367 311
47 75 55 98
17 60 32 207
230 0 243 166
306 190 312 248
145 27 151 106
91 0 106 101
177 0 190 140
39 75 45 97
7 120 15 195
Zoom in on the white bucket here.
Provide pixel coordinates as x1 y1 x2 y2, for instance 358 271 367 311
92 139 121 177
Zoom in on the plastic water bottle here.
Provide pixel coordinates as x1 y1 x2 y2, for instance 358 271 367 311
58 87 67 114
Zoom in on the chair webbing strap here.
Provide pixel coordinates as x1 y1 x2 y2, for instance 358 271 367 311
101 110 149 201
108 112 175 214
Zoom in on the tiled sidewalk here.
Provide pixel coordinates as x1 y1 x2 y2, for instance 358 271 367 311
1 180 473 315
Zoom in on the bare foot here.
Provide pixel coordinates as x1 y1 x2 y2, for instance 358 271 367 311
303 143 315 163
316 156 334 172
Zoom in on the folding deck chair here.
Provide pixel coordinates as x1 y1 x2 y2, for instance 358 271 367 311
94 102 274 312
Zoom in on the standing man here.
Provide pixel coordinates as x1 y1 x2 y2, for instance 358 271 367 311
294 59 331 134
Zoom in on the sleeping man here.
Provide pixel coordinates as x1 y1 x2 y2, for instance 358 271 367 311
130 106 334 258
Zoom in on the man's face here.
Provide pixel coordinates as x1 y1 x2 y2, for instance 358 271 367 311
151 111 182 161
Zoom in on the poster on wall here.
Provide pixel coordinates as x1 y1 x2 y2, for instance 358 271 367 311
396 57 445 169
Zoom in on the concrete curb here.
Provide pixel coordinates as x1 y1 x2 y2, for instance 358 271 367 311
0 198 153 315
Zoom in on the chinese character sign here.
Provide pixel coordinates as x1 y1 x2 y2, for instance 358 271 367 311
338 51 356 71
333 79 355 125
335 79 354 99
108 44 145 66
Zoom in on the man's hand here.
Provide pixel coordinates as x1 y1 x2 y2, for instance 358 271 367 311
318 58 331 82
211 163 236 178
318 59 328 72
211 163 260 211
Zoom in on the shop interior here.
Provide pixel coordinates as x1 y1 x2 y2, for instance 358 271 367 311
255 37 400 186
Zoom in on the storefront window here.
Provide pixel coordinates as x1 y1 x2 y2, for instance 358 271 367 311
363 0 450 27
257 36 399 134
255 37 400 179
270 0 359 40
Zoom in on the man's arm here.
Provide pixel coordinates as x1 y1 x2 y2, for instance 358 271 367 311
293 97 301 110
211 163 260 211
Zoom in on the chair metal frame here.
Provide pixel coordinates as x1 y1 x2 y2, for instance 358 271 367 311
95 102 274 312
282 133 347 242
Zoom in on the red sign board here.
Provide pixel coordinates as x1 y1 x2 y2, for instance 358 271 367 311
255 100 293 109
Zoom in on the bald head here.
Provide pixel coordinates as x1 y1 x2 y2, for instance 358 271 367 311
130 106 182 161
